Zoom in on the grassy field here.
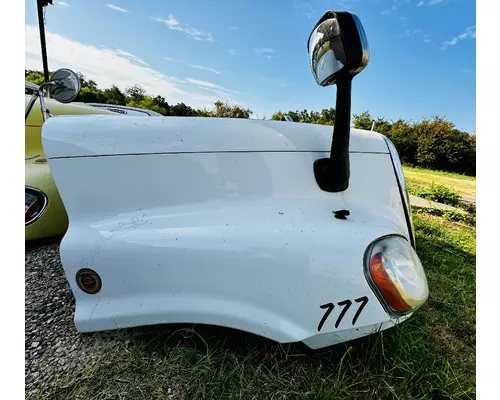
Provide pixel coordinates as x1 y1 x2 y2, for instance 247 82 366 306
403 166 476 198
43 210 476 400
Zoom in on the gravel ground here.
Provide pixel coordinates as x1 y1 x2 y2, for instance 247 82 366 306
25 240 100 398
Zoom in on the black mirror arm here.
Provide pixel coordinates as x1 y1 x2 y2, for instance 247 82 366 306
314 77 352 192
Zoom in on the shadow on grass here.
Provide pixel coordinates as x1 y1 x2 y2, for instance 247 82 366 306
37 212 476 400
61 308 473 400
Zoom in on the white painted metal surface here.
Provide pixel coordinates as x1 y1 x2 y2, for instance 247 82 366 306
41 116 389 158
42 116 416 349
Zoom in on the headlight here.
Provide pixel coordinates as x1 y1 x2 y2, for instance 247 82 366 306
25 186 48 226
364 235 428 315
383 137 415 248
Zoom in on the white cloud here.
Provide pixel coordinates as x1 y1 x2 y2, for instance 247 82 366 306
184 78 240 96
417 0 444 6
401 28 422 38
441 25 476 49
254 48 275 59
105 4 129 13
152 14 178 27
151 15 215 42
24 25 235 108
228 49 236 56
55 1 70 6
292 0 316 19
458 26 476 39
189 65 221 75
381 5 397 16
382 0 412 17
254 48 274 55
113 49 149 67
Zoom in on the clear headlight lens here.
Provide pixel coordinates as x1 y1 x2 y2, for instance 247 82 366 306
25 187 47 226
365 236 428 314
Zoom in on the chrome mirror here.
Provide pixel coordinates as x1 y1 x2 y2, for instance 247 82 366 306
49 68 81 103
307 11 370 193
307 11 369 87
25 68 81 122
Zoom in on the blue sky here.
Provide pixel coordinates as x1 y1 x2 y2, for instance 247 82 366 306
25 0 476 132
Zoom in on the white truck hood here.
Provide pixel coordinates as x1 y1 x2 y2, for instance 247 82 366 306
42 116 389 158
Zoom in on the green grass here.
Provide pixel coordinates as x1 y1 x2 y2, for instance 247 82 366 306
409 184 462 207
412 207 476 226
39 212 476 400
403 166 476 198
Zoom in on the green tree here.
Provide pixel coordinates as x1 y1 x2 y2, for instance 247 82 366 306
125 84 146 102
372 117 392 134
171 102 196 116
299 109 311 123
153 95 170 115
75 86 106 103
352 111 374 130
25 70 45 85
211 100 252 118
386 119 418 165
104 85 126 105
195 107 213 117
319 108 336 125
271 111 286 121
77 73 98 90
126 96 168 115
272 108 334 125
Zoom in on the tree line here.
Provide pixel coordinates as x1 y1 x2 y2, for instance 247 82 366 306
271 108 475 176
25 70 252 119
350 111 475 176
25 70 475 175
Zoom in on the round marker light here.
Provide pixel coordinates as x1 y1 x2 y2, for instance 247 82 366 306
365 236 428 315
76 269 102 295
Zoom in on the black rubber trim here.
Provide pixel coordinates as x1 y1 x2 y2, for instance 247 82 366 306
384 143 415 248
47 150 389 160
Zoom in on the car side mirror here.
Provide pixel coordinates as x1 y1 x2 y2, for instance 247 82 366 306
308 11 369 86
25 68 81 123
49 68 81 103
307 11 369 192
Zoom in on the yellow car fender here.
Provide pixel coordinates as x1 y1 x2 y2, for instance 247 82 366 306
25 95 116 241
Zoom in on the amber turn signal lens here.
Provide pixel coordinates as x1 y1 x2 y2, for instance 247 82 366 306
365 236 428 315
369 253 412 312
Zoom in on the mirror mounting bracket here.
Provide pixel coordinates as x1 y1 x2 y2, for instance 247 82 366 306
25 68 80 122
308 10 368 193
25 82 53 121
314 77 352 192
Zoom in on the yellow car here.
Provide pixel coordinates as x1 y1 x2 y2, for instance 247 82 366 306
25 87 115 241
